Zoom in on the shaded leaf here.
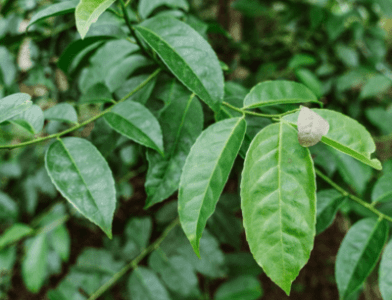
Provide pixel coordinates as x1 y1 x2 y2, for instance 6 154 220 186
0 46 16 87
0 191 18 221
360 74 392 100
372 173 392 203
214 275 263 300
379 239 392 300
115 74 157 104
295 68 323 98
365 107 392 135
44 103 78 124
0 223 33 250
79 82 113 104
225 252 263 277
138 0 189 19
316 189 345 234
288 54 317 70
48 225 70 262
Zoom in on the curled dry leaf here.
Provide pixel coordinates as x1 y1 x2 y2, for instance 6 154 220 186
297 106 329 147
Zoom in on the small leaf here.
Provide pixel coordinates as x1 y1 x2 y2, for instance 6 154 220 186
115 74 158 104
214 275 263 300
297 106 329 147
288 54 317 70
243 81 320 109
0 47 16 87
316 189 345 235
44 103 78 124
10 104 44 134
0 223 33 250
295 68 323 98
45 137 116 238
0 191 18 221
48 225 70 262
241 122 316 295
135 16 224 112
179 117 246 257
360 74 392 100
75 0 116 39
104 101 164 155
138 0 189 19
372 173 392 203
335 218 389 299
379 238 392 300
0 93 32 124
79 82 113 104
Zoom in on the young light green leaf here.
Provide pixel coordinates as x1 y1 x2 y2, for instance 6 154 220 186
282 109 382 170
145 84 203 208
372 174 392 203
135 16 224 112
297 106 329 147
138 0 189 19
45 137 116 238
75 0 116 39
179 117 246 257
10 104 44 134
295 68 323 98
27 0 78 30
80 82 113 104
243 81 320 109
335 218 389 299
22 234 49 293
241 122 316 295
0 223 33 250
316 189 345 235
0 93 32 124
104 101 164 155
44 103 78 124
379 238 392 300
214 275 263 300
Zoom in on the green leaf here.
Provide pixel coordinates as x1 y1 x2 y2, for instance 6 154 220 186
9 104 44 134
115 74 158 104
295 68 323 98
282 109 382 170
0 223 33 250
0 191 18 221
48 225 70 262
241 122 316 295
231 0 267 17
372 174 392 203
335 44 359 68
0 46 16 87
360 74 392 100
225 252 263 277
145 83 203 208
138 0 189 19
27 0 77 30
127 267 172 300
122 217 152 258
22 234 49 293
335 218 389 299
0 93 32 124
44 103 78 124
365 107 392 135
243 80 320 109
316 189 345 235
104 101 164 155
75 0 116 39
135 16 224 112
379 239 392 300
179 117 246 257
288 54 317 70
45 137 116 238
214 275 263 300
80 82 113 104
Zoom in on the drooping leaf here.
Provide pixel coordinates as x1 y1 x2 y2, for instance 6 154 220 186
297 106 329 147
104 101 164 155
372 174 392 203
75 0 116 39
0 223 33 250
179 117 246 257
44 103 78 124
0 93 32 124
135 16 224 112
316 189 345 235
0 46 16 87
241 122 316 295
145 83 203 208
138 0 189 19
379 239 392 300
283 109 382 170
243 81 320 109
295 68 323 98
45 137 116 238
214 275 263 300
9 104 44 134
335 218 389 299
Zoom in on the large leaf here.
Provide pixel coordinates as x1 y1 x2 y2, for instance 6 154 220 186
104 101 164 155
45 137 116 238
379 238 392 300
243 81 320 109
372 173 392 203
335 218 389 299
282 109 382 170
144 82 203 208
138 0 189 19
135 16 224 112
44 103 78 125
179 117 246 257
316 189 345 235
0 93 32 124
75 0 116 39
241 122 316 295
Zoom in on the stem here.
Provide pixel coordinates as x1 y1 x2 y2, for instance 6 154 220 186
87 218 180 300
222 101 300 118
315 168 392 223
0 69 161 150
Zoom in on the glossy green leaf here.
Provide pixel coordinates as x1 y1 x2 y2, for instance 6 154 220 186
360 74 392 100
135 16 224 112
22 234 48 293
295 68 323 98
115 74 158 104
335 218 389 299
243 80 320 109
282 109 382 170
0 46 16 87
379 238 392 300
145 83 203 208
80 82 113 104
10 104 44 134
104 101 164 155
179 117 246 257
27 0 77 30
138 0 189 19
0 93 32 124
372 174 392 203
0 223 33 250
214 275 263 300
75 0 116 39
127 267 172 300
241 122 316 295
45 137 116 238
316 189 345 235
44 103 78 124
